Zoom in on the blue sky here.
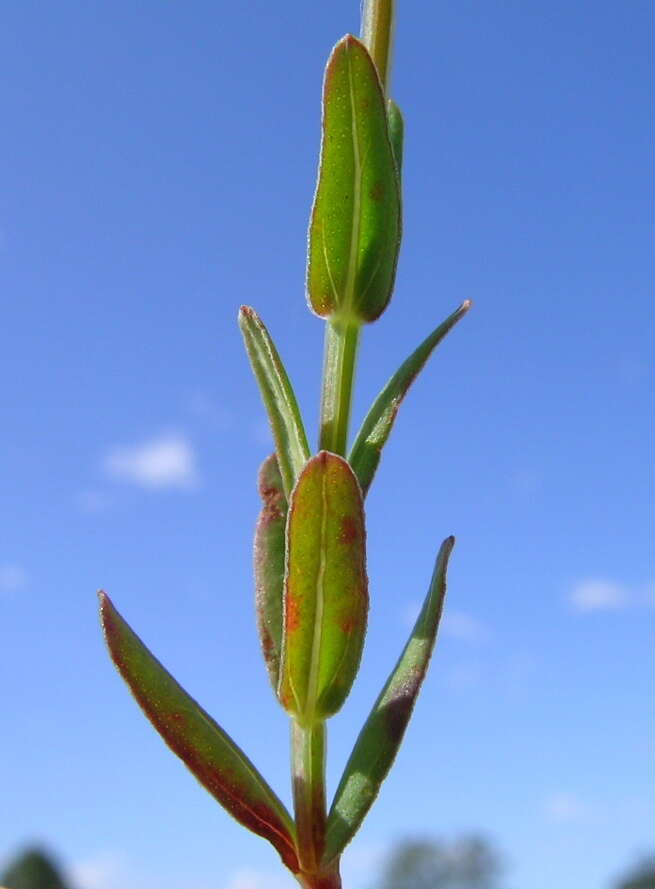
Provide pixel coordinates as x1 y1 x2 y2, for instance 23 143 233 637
1 2 653 889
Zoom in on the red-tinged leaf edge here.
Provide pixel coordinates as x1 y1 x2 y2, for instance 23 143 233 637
277 451 369 722
99 592 299 874
323 536 455 862
254 454 287 691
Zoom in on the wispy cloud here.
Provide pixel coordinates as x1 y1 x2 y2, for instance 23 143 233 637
569 578 628 612
70 851 218 889
103 433 199 490
544 791 589 823
441 610 489 643
0 563 27 593
70 851 138 889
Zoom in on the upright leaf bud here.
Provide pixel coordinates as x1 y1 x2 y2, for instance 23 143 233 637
306 36 402 324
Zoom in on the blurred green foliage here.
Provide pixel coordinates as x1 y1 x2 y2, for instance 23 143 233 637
1 848 71 889
615 857 655 889
378 835 503 889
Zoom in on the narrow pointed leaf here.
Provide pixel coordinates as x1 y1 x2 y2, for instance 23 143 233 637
254 454 288 691
349 301 471 495
307 35 401 323
324 536 455 862
239 306 311 498
278 451 368 721
387 99 404 178
99 592 299 873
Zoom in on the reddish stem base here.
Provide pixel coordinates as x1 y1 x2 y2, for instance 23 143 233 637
296 864 342 889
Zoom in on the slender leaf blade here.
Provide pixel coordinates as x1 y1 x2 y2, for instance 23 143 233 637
307 35 401 323
278 451 368 721
254 454 288 691
349 301 471 495
99 592 299 873
324 536 455 862
239 306 311 498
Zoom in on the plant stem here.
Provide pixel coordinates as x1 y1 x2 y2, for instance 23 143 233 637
296 864 342 889
292 719 328 873
319 318 361 456
361 0 396 95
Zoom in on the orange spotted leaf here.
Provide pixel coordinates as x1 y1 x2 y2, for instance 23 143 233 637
254 454 288 691
278 452 368 721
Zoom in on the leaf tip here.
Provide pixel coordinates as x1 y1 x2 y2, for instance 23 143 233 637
97 589 111 617
438 535 456 565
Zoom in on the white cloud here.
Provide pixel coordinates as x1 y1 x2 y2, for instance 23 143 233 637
103 434 199 490
570 579 628 612
70 852 135 889
441 610 489 643
544 791 589 823
70 852 207 889
0 563 27 593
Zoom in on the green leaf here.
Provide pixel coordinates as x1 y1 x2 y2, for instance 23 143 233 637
278 451 368 722
387 99 404 178
307 35 401 324
254 454 288 691
239 306 311 499
324 536 455 862
99 592 299 873
349 301 471 495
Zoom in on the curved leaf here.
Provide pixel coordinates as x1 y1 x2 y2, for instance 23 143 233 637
254 454 288 691
278 451 368 722
307 35 401 323
324 536 455 862
99 592 299 873
239 306 311 498
349 301 471 495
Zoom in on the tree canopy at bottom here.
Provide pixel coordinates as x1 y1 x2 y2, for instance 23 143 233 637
1 848 71 889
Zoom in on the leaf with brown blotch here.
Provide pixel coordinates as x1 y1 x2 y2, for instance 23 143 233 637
323 536 455 863
99 592 299 873
254 454 288 691
277 451 368 722
349 302 471 496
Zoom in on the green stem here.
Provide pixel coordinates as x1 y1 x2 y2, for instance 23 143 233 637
361 0 396 95
319 318 361 456
292 719 328 873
